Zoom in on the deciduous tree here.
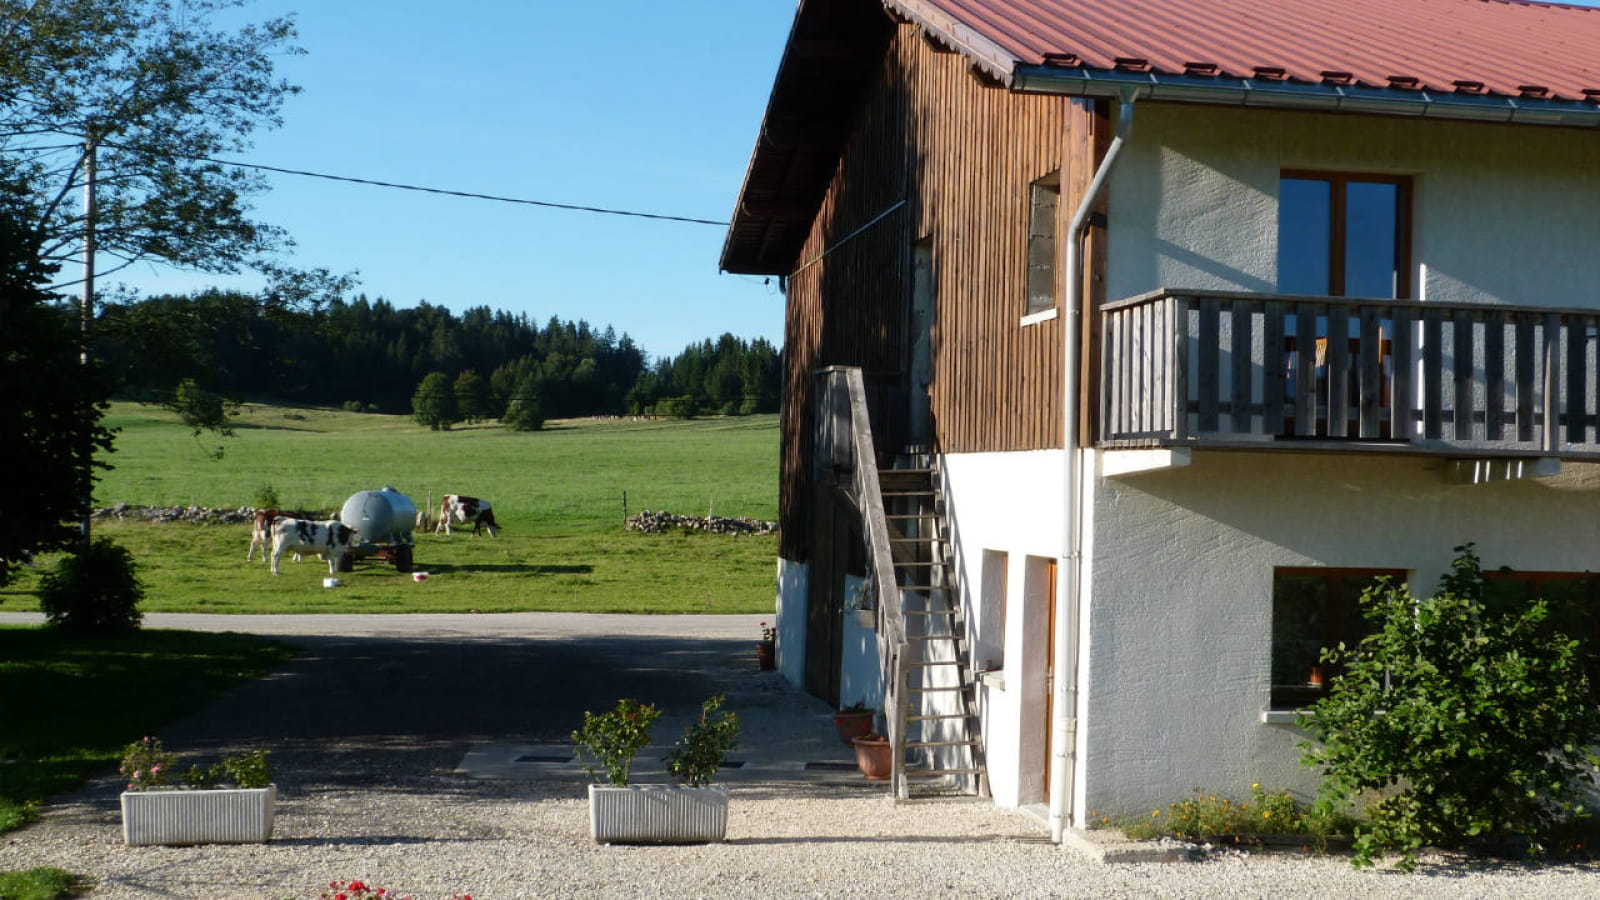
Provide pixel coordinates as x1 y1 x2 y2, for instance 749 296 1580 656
0 0 303 284
0 203 115 586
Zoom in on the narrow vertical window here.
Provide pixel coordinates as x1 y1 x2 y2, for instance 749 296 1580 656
1025 173 1061 316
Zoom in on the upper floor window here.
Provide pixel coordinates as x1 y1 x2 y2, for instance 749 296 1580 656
1025 173 1061 317
1278 172 1411 299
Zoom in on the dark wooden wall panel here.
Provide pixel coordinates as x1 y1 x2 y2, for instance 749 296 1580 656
778 18 1101 560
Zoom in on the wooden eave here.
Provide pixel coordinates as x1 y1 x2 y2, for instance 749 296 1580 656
719 0 897 276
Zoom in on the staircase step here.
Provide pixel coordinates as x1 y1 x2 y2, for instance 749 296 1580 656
903 767 985 778
908 712 975 722
909 659 962 668
908 739 980 749
908 633 963 642
907 685 968 694
902 608 956 615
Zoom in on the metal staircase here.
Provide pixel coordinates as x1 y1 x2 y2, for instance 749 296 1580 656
880 464 989 800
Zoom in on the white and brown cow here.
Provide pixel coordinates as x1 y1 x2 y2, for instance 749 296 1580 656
248 509 307 564
270 518 356 575
436 494 499 537
246 509 281 562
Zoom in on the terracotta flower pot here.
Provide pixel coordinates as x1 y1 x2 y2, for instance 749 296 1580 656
851 735 892 781
832 709 874 744
756 641 775 670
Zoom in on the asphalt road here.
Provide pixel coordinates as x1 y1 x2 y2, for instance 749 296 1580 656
0 611 847 785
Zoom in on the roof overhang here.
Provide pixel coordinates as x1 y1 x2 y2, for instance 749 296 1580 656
1012 65 1600 129
721 0 1600 277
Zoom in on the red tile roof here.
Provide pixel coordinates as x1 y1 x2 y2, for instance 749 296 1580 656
722 0 1600 274
897 0 1600 101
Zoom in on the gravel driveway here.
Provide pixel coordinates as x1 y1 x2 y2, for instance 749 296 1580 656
0 612 1595 899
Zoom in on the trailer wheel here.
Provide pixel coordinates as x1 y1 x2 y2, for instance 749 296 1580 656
336 552 354 573
394 545 414 573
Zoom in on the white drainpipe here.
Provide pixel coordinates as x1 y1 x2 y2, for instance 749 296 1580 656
1050 93 1134 844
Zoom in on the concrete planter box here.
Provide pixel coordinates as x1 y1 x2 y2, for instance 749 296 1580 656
588 784 728 844
120 785 276 845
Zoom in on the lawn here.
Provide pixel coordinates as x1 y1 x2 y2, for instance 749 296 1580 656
3 403 780 615
0 626 296 835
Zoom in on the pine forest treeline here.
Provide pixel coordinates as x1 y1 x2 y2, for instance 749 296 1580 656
92 290 782 423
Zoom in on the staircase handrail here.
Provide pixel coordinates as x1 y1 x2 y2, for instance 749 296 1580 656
838 367 910 795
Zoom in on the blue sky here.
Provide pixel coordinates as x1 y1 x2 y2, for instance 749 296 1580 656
109 1 798 361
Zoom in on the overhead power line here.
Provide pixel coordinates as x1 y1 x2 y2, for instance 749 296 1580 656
90 138 731 227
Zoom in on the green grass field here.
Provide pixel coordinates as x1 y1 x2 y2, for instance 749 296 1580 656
0 626 296 835
2 403 780 615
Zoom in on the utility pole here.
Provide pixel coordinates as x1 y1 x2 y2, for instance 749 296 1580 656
79 122 97 540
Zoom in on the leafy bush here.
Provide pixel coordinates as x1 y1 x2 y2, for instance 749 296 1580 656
1101 784 1348 845
1301 544 1600 870
572 698 661 786
37 538 144 633
121 737 273 791
665 695 740 786
253 484 282 509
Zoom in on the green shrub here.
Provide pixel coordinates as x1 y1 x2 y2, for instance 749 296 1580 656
1101 784 1344 845
36 538 144 634
572 698 661 786
664 695 740 786
253 484 281 510
1301 544 1600 870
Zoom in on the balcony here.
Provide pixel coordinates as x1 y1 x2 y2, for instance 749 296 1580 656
1099 289 1600 460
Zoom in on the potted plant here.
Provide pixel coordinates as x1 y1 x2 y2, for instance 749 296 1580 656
119 736 276 845
832 700 875 744
851 731 893 781
756 621 776 670
574 695 741 844
845 581 876 628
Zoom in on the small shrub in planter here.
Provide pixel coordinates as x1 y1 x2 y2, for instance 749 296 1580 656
120 737 276 845
37 538 143 634
572 697 661 786
665 695 741 786
574 695 739 843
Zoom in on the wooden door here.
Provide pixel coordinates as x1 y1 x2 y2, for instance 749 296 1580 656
805 484 845 705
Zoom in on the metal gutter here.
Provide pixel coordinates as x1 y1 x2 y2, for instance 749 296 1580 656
1012 67 1600 128
1051 91 1135 845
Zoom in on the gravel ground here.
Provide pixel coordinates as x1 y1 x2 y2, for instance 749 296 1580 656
2 612 1598 899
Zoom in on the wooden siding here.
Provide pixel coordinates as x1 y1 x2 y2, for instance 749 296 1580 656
777 16 1100 559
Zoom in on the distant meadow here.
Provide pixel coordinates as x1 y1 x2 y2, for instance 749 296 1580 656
3 403 779 615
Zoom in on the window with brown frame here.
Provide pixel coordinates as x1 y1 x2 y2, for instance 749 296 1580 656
1482 570 1600 696
1270 567 1406 710
1278 171 1412 299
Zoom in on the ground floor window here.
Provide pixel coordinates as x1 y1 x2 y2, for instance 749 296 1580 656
1270 567 1405 710
1483 570 1600 695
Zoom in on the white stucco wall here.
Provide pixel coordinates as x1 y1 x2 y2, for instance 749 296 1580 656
775 557 806 687
1084 450 1600 816
1105 103 1600 307
936 444 1600 819
939 450 1068 809
838 574 883 713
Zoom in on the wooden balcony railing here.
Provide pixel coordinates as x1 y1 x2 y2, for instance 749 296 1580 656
1100 289 1600 458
